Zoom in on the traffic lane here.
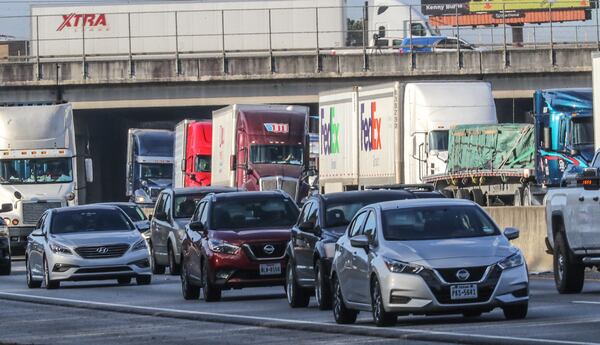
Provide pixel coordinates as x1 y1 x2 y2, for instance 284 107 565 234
4 262 600 344
0 300 434 345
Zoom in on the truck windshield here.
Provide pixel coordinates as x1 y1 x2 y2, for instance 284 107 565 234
0 158 72 184
382 206 499 241
250 145 303 165
140 163 172 179
194 155 211 173
428 130 449 151
570 118 594 147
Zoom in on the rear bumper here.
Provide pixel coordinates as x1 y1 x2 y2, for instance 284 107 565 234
8 227 34 254
208 251 286 289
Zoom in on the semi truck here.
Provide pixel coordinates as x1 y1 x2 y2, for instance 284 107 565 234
126 129 174 206
318 81 497 193
30 0 435 58
211 104 310 202
423 88 594 206
173 120 212 189
0 103 93 253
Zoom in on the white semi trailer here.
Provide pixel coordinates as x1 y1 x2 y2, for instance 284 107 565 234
30 0 434 57
0 104 93 253
318 81 497 193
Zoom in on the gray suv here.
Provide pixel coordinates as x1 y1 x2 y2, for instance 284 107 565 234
150 187 236 274
331 199 529 326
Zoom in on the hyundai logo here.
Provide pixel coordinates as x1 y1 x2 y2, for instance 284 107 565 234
263 244 275 255
456 269 470 281
96 247 109 254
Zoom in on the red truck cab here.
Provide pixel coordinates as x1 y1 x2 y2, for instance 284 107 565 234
174 120 212 188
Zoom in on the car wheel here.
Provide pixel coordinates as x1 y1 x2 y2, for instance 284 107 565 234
503 303 528 320
181 262 200 300
463 310 482 318
201 258 221 302
332 274 358 324
371 277 396 327
285 260 310 308
26 258 41 289
117 277 132 285
43 256 59 290
136 275 152 285
315 260 332 310
0 260 10 276
554 232 584 294
168 243 181 276
150 243 166 275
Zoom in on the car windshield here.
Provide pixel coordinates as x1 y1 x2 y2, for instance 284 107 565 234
250 145 303 165
211 196 299 230
140 163 172 179
116 205 146 222
195 155 211 173
0 158 73 184
324 195 413 229
428 130 449 151
382 205 499 241
174 194 208 219
570 118 594 147
51 209 134 234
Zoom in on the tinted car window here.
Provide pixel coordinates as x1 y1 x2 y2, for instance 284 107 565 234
349 212 368 237
593 153 600 168
297 202 313 225
174 193 209 219
363 211 377 238
116 205 146 222
306 202 318 225
381 206 499 241
324 194 413 229
51 209 134 234
211 196 299 230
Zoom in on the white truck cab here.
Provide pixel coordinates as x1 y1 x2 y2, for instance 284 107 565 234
369 0 438 46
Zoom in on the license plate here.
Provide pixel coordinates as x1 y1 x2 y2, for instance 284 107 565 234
450 284 478 300
259 263 281 276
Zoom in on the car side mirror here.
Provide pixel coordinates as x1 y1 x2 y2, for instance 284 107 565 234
0 203 12 213
189 221 205 233
350 235 370 249
504 227 520 241
298 221 315 232
30 228 44 237
137 221 150 232
570 149 579 157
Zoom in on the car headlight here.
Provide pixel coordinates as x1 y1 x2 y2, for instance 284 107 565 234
208 239 240 255
383 257 424 274
132 239 147 252
48 241 72 255
498 252 524 270
0 226 7 237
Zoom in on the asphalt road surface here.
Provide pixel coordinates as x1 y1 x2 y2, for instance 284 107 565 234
2 261 600 345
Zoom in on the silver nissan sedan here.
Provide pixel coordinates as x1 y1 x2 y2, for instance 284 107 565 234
25 205 151 289
330 199 528 327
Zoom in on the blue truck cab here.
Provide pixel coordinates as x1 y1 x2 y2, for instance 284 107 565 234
126 129 175 206
534 88 594 188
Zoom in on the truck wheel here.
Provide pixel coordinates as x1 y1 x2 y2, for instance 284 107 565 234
471 189 485 206
456 189 471 200
286 260 310 308
554 233 584 294
514 189 523 206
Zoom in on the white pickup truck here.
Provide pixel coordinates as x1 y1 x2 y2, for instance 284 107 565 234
545 149 600 294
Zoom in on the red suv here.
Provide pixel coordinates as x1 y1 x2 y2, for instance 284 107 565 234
180 191 299 301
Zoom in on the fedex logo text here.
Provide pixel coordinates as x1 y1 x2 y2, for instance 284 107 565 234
57 13 108 31
360 102 382 151
321 107 340 155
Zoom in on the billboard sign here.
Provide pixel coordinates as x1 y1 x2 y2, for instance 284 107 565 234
469 0 590 13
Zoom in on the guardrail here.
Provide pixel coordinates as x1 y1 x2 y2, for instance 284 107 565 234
0 2 599 78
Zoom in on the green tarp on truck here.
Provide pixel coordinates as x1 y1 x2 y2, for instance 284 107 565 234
447 124 535 173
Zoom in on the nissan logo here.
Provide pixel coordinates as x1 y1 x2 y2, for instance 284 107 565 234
456 269 470 281
263 244 275 255
96 247 109 254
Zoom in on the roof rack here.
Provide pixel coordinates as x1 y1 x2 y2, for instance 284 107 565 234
364 184 435 192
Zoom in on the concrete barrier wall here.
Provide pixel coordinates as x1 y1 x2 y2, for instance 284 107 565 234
485 206 552 273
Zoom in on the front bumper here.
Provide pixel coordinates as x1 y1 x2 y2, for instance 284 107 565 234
47 249 151 282
8 226 35 254
207 251 286 289
378 264 529 315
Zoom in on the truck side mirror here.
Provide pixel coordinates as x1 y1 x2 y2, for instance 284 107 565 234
543 127 552 150
85 158 94 183
229 154 236 171
180 159 186 172
570 149 579 157
0 203 12 213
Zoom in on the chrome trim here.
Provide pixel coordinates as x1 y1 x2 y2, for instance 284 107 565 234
432 265 493 285
242 244 285 262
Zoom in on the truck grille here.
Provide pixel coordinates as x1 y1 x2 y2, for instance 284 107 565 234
259 176 299 200
22 202 62 224
75 244 130 259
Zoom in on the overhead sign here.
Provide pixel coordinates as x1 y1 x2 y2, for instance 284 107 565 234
57 13 108 31
264 123 289 134
421 0 469 16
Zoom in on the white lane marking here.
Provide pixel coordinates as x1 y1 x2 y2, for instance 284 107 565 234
573 301 600 305
0 292 598 345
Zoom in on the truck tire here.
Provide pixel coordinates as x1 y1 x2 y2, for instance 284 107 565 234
471 189 485 206
456 189 471 200
514 188 523 206
554 232 584 294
